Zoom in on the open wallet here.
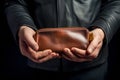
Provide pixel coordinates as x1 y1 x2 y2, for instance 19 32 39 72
34 27 93 52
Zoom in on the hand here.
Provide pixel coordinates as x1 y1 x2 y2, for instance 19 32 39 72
18 26 60 63
62 28 105 62
87 28 104 58
63 47 92 62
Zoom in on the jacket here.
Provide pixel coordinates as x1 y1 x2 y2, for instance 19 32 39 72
5 0 120 72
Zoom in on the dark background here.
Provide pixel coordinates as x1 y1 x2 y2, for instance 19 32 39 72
0 0 119 79
0 0 29 78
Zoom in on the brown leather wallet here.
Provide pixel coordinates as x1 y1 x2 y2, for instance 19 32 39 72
34 27 93 52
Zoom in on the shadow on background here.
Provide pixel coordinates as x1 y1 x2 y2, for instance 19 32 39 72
0 0 119 79
0 0 29 78
107 28 120 80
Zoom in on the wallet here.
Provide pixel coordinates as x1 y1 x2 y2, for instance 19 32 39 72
34 27 93 52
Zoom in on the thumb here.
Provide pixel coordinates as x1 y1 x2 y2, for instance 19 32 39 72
25 35 39 51
19 26 39 51
22 27 39 51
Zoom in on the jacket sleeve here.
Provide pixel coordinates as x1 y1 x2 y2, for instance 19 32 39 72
5 0 37 42
91 0 120 43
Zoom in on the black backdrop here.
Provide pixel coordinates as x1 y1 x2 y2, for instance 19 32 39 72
0 0 119 79
0 0 28 78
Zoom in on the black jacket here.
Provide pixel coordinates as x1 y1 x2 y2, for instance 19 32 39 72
5 0 120 72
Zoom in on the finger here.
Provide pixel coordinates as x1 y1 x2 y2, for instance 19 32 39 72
87 36 100 55
62 54 92 62
24 33 39 51
63 48 92 62
27 48 56 63
37 49 53 59
88 41 103 59
63 48 77 59
37 52 59 63
19 39 40 63
71 47 86 57
19 27 39 51
28 48 52 60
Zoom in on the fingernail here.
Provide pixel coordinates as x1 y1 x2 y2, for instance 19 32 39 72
71 47 75 51
34 44 39 51
88 48 92 53
65 48 69 52
52 53 58 57
48 50 52 53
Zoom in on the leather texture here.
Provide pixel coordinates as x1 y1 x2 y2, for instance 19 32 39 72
34 27 93 52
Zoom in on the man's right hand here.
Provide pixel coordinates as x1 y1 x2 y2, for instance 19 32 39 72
18 26 60 63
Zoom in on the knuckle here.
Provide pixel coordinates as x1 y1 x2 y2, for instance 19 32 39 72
91 44 96 49
33 54 39 60
92 54 98 58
